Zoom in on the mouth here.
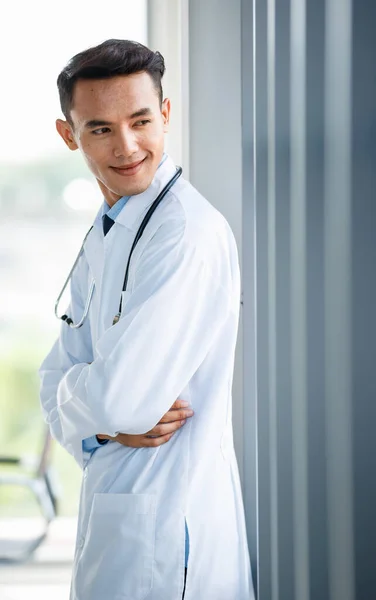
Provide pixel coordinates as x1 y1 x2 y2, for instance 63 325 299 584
110 157 146 177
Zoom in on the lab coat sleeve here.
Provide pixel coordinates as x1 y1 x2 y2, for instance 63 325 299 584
56 218 233 457
39 253 95 466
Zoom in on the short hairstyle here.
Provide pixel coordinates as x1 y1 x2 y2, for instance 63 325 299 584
57 39 166 124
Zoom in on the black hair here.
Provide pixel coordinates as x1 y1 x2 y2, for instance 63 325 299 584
57 39 165 124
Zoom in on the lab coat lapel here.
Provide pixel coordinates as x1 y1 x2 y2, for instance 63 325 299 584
98 225 134 333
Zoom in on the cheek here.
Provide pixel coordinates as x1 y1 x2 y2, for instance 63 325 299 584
142 124 164 147
81 141 107 168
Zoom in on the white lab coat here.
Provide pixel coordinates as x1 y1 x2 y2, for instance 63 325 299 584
39 155 254 600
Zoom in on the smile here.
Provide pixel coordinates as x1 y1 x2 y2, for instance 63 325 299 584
111 158 146 177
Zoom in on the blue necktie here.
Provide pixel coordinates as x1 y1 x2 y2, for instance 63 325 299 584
102 214 115 236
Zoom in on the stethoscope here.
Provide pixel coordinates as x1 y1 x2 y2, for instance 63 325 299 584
54 166 183 329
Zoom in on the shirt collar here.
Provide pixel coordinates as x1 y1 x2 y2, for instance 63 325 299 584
102 195 130 221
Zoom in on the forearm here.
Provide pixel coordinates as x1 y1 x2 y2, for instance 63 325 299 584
56 360 119 442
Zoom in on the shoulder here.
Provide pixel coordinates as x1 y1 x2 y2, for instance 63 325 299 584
158 177 237 255
150 177 239 291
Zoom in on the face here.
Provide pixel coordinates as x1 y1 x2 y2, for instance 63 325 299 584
56 72 170 206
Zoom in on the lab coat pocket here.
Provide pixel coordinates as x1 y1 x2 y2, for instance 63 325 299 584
73 493 157 600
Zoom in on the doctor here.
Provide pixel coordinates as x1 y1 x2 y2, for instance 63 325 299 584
39 39 254 599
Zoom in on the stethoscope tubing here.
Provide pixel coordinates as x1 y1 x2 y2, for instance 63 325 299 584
113 166 182 324
55 167 182 329
54 226 94 328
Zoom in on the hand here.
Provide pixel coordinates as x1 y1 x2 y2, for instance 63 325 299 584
96 399 194 448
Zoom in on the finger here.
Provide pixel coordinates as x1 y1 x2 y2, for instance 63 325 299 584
148 419 186 437
145 432 176 447
170 399 190 409
159 408 194 424
115 434 143 447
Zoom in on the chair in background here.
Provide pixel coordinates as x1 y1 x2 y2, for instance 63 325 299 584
0 427 59 563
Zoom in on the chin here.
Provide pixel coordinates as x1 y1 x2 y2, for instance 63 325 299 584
118 182 149 198
117 174 155 198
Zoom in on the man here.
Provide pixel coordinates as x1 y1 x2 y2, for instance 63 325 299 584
39 39 253 599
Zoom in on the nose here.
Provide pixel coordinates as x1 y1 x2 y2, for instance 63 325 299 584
113 126 139 159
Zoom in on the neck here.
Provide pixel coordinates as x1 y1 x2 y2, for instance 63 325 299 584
97 180 122 207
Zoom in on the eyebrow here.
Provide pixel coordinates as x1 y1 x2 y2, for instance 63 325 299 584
129 107 153 119
84 108 153 129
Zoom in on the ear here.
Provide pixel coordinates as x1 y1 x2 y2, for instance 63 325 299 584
56 119 79 150
161 98 171 133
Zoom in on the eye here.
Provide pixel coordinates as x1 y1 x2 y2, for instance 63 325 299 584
134 119 151 127
91 127 111 135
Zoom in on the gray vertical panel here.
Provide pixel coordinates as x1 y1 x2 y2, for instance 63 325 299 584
187 0 244 481
290 0 310 598
147 0 184 166
241 0 258 589
266 1 279 599
274 0 294 597
251 0 376 598
351 2 376 597
305 1 329 598
324 0 355 599
254 0 272 596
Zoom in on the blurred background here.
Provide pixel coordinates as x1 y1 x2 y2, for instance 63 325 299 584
0 0 147 518
0 0 375 599
0 1 148 597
